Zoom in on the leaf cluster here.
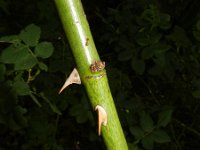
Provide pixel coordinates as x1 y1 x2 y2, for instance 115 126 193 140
93 1 200 149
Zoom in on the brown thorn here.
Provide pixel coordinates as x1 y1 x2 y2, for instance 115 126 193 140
95 105 107 135
59 68 81 94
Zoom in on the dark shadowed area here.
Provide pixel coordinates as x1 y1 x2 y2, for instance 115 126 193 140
1 0 200 149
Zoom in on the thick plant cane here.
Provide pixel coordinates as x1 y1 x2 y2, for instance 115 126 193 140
54 0 128 149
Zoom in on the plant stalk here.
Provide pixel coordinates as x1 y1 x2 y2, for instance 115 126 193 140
54 0 128 149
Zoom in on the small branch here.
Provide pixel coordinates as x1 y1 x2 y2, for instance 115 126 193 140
173 119 200 138
170 124 183 150
29 92 42 107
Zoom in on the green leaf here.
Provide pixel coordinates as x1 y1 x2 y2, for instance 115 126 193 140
141 134 154 150
159 13 171 30
15 105 27 114
0 44 37 70
158 13 171 29
19 24 41 46
131 58 145 75
38 62 48 71
0 35 20 44
130 126 144 139
12 80 30 96
150 32 162 44
34 42 54 58
157 109 173 127
14 50 37 70
167 26 191 48
154 43 170 54
141 43 170 60
136 32 150 46
160 13 170 23
140 111 154 132
142 5 158 24
152 129 170 143
0 44 25 64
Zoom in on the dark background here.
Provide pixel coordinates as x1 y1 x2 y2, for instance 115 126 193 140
1 0 200 149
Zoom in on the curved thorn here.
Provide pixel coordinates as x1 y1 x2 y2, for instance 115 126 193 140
95 105 107 136
59 68 81 94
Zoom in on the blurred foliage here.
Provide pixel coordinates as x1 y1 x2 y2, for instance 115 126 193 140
1 0 200 149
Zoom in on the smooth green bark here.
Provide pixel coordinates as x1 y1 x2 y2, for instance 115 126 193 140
54 0 128 149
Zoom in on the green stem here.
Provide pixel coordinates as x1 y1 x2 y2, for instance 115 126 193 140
54 0 128 149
